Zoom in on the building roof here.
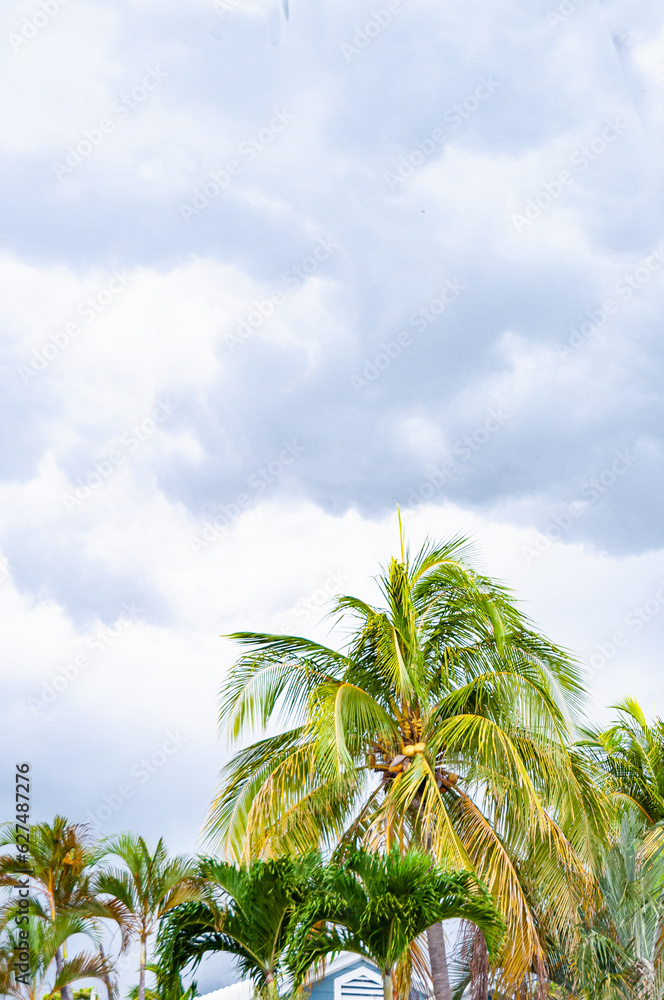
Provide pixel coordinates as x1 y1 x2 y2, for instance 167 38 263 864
198 980 254 1000
314 953 379 978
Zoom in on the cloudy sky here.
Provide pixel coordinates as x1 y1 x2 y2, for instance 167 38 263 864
2 0 664 987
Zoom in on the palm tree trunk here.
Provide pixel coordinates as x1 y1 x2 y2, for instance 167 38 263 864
138 938 147 1000
382 970 394 1000
51 889 72 1000
55 947 74 1000
427 922 452 1000
99 940 114 1000
266 971 278 999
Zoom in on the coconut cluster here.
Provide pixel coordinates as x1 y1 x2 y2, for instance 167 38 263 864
367 742 459 790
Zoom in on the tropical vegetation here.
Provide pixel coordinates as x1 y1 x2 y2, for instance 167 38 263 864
3 529 664 1000
156 855 316 998
157 848 502 1000
93 836 202 1000
0 914 112 1000
0 818 122 1000
204 528 611 997
287 846 503 1000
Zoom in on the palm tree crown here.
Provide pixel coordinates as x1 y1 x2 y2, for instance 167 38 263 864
206 528 610 992
585 698 664 823
0 914 113 1000
289 847 503 1000
0 817 122 1000
157 855 315 996
94 835 200 1000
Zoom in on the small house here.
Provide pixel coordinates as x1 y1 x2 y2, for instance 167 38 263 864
304 953 383 1000
198 953 383 1000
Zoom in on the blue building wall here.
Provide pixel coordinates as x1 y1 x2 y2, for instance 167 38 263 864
305 959 380 1000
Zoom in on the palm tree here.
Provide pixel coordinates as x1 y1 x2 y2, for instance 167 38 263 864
205 526 611 997
547 812 664 1000
156 855 315 998
94 836 201 1000
603 814 664 995
0 817 124 1000
0 914 113 1000
584 699 664 823
289 847 503 1000
548 926 635 1000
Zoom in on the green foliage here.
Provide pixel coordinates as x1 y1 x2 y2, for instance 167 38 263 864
94 835 200 934
95 835 202 1000
157 854 318 994
45 987 101 1000
125 961 197 1000
0 817 122 1000
547 812 664 1000
157 849 500 1000
0 913 113 1000
10 536 664 1000
584 698 664 822
288 846 503 983
0 816 116 931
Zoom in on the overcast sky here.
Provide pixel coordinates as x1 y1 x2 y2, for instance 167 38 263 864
2 0 664 989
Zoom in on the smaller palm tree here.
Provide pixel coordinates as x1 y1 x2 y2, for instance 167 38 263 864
584 699 664 823
0 914 113 1000
550 927 635 1000
157 855 315 998
0 817 126 1000
94 836 201 1000
288 847 503 1000
547 811 664 1000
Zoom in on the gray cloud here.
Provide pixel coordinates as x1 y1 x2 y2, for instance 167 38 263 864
1 0 663 613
